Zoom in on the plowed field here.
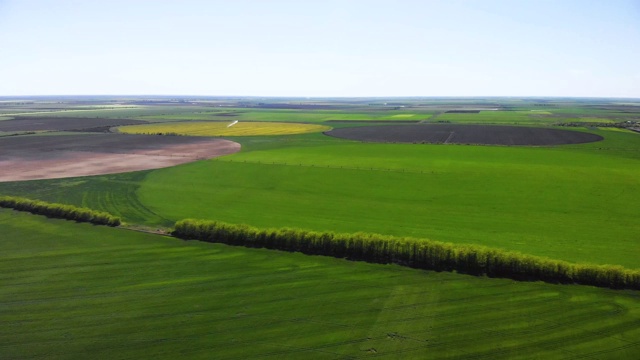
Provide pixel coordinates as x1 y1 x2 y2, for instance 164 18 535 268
0 134 240 181
325 124 603 145
0 117 147 132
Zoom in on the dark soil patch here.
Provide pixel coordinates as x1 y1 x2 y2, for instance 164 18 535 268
0 117 148 132
0 134 240 182
325 124 603 146
325 120 420 123
445 110 481 113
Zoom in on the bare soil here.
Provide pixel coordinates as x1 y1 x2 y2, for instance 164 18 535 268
325 124 603 145
0 134 240 182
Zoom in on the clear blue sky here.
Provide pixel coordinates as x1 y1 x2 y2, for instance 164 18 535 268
1 0 639 97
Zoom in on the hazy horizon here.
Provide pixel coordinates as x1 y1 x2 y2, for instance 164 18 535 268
1 0 639 98
2 95 640 101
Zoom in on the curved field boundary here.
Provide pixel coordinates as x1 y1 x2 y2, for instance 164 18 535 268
325 124 604 145
118 121 331 136
0 134 240 182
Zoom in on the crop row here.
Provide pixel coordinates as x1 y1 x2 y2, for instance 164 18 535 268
0 196 121 226
173 219 640 290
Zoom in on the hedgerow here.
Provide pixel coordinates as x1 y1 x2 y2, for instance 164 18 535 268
0 196 121 226
173 219 640 290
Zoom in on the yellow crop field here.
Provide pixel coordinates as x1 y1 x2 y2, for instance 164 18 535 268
117 121 331 136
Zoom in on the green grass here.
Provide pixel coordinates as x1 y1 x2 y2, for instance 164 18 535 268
2 129 638 269
2 209 639 359
546 107 640 118
2 99 640 358
0 172 171 226
133 130 640 268
434 110 556 125
137 108 433 123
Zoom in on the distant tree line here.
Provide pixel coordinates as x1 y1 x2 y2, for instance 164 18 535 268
173 219 640 290
556 121 638 128
0 196 121 226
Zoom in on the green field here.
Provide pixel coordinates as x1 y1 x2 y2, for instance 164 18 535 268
5 128 638 268
435 111 550 124
1 97 639 358
2 209 640 359
141 128 640 267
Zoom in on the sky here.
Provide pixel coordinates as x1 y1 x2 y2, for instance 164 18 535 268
0 0 639 98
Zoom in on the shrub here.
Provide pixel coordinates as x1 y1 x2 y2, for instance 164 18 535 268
0 196 121 226
173 219 640 290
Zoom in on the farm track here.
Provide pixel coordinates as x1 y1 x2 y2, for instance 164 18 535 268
443 131 455 144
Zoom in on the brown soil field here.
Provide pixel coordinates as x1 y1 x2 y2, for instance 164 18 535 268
0 134 240 182
0 117 148 132
325 124 603 145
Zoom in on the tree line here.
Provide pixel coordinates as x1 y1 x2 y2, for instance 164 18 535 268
0 196 121 227
173 219 640 290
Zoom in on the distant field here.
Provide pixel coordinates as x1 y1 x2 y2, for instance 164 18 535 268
0 117 146 132
0 134 239 182
435 110 553 124
2 210 639 359
5 129 638 268
136 108 434 123
118 121 331 136
130 129 640 269
325 124 603 145
135 155 639 268
1 105 217 119
0 110 400 124
1 97 640 359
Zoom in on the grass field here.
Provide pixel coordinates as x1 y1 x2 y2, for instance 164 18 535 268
435 111 550 124
1 97 639 358
3 128 638 269
118 121 331 136
2 209 639 359
134 109 434 123
139 129 639 268
5 99 636 127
